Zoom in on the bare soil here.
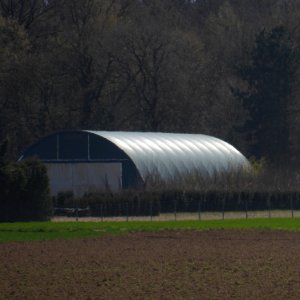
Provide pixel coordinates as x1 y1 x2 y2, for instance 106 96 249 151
1 230 300 299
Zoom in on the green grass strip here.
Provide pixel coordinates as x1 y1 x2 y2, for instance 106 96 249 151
1 218 300 243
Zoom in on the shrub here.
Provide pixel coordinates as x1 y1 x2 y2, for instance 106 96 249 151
0 158 52 222
0 161 27 221
21 159 52 221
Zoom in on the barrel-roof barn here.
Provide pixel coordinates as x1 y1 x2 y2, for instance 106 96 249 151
19 131 249 196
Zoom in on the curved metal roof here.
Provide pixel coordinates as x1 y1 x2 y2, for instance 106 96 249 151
86 131 249 181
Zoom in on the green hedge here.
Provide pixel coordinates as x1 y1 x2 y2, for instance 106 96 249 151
83 191 160 217
53 191 160 217
53 189 300 217
0 158 52 222
159 190 300 213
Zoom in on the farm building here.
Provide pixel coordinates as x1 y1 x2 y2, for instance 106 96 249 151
19 131 249 196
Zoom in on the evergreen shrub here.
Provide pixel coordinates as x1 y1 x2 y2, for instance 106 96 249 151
0 158 52 222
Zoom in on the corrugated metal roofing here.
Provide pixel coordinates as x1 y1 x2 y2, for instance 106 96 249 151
86 131 249 181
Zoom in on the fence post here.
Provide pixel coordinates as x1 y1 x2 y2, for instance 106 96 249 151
75 200 78 222
267 194 271 218
150 199 153 222
291 194 294 218
174 198 177 221
158 199 161 221
126 202 129 222
101 203 103 222
198 199 201 221
222 195 225 220
245 194 248 219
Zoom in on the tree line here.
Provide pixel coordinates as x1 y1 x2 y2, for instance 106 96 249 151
1 0 300 168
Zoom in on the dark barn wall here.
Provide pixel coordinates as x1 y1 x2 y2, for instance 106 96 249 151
20 131 143 190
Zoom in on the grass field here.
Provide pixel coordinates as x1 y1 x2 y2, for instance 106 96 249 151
2 217 300 242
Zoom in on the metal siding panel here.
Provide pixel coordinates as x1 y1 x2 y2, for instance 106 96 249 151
45 163 122 197
87 131 250 182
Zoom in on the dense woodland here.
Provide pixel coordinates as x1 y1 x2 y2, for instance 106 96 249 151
1 0 300 168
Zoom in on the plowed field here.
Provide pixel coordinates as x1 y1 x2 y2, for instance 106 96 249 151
1 230 300 299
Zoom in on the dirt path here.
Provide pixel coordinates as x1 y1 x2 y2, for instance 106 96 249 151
1 230 300 299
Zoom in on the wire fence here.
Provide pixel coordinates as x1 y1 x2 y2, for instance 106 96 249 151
52 195 300 222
